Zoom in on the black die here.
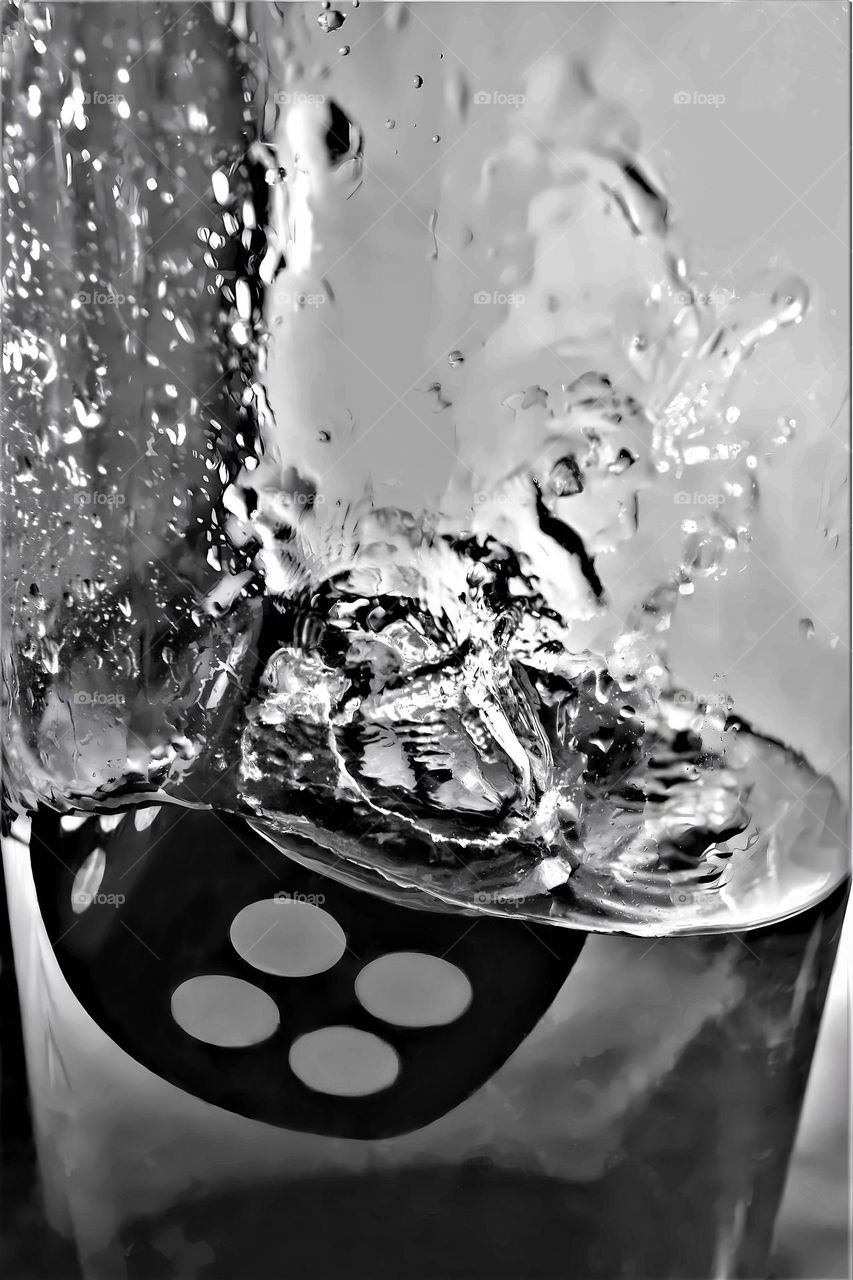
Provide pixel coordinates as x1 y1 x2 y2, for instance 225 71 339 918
30 807 584 1139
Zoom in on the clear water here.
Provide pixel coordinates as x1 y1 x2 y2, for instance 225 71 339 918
1 2 847 935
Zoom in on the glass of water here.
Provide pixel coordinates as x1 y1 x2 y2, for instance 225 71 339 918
2 4 848 1278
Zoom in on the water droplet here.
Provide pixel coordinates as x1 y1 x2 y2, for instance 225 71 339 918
432 134 441 144
385 118 395 129
413 75 423 88
774 416 796 444
608 448 636 476
682 529 724 579
339 45 350 55
317 429 331 442
317 9 345 32
548 456 583 497
771 275 809 326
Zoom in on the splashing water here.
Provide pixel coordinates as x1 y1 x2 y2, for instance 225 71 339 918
1 3 847 934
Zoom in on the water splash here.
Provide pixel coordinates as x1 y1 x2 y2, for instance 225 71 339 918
2 4 846 934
